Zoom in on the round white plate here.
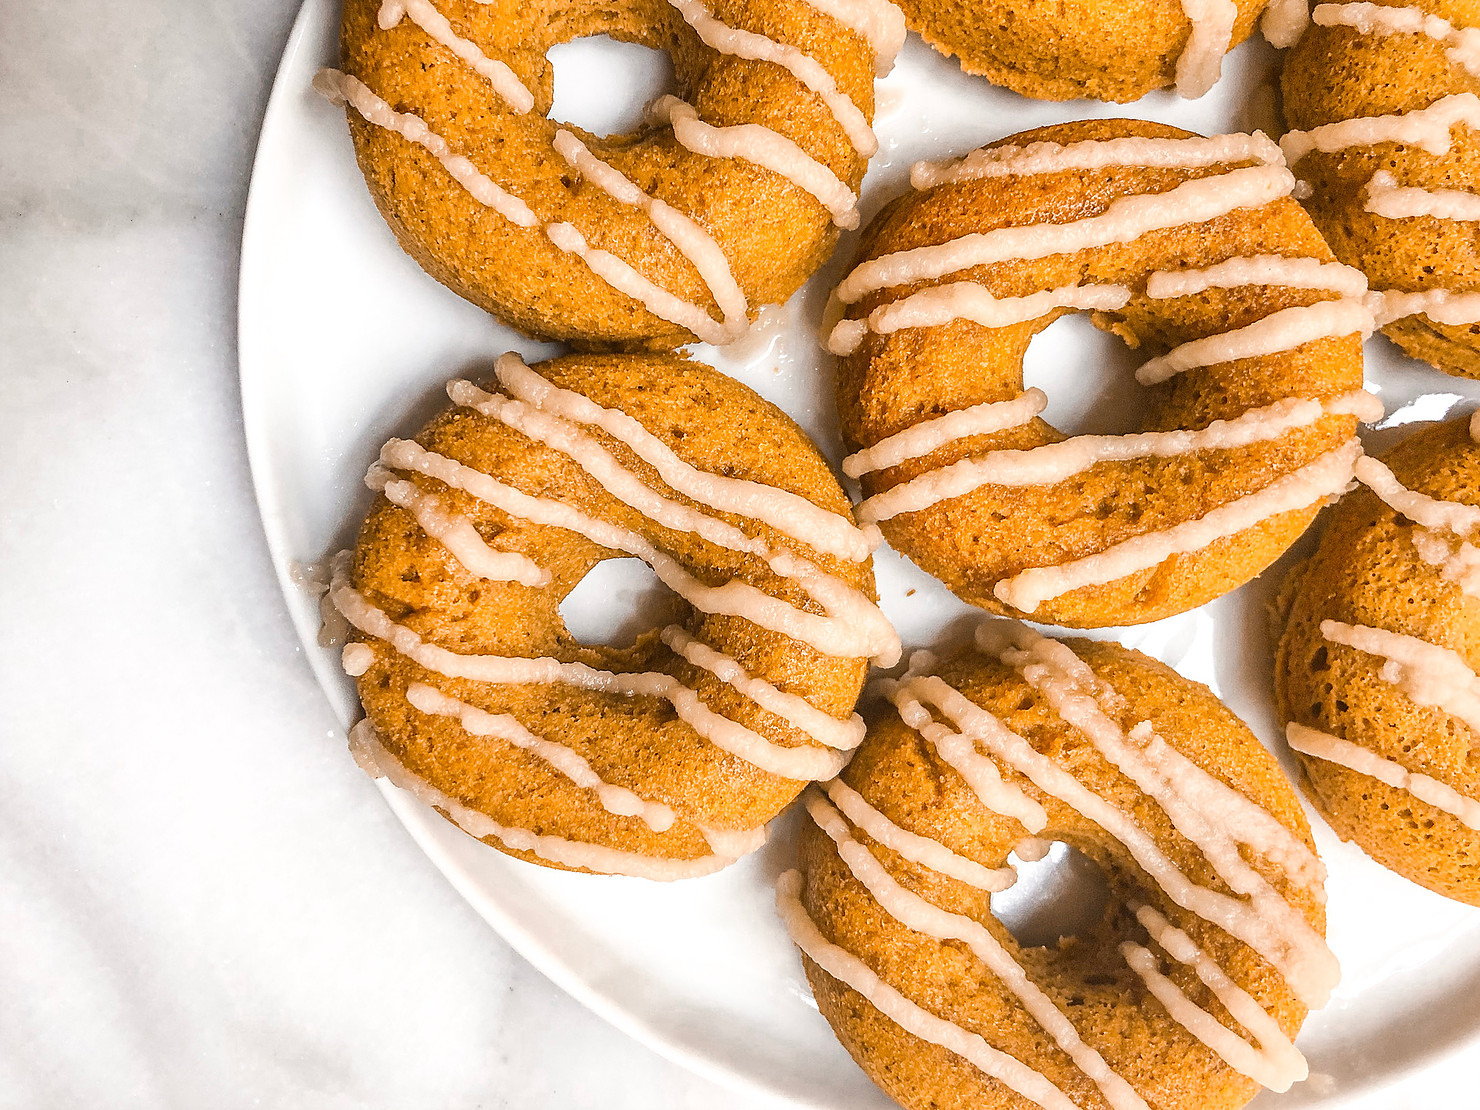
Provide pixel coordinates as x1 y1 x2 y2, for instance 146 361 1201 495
241 2 1480 1105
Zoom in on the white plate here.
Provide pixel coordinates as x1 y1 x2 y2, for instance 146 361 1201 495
240 3 1480 1106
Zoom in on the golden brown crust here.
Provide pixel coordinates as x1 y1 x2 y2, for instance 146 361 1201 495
796 638 1323 1110
336 0 876 349
347 352 877 872
1282 0 1480 379
894 0 1264 102
834 118 1366 628
1274 417 1480 903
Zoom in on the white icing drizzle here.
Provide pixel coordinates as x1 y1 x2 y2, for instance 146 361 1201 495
794 0 907 73
662 627 866 751
835 165 1295 304
1312 2 1480 77
1146 255 1370 300
821 778 1017 891
1287 722 1480 829
880 669 1051 833
843 390 1048 479
991 626 1336 999
1280 92 1480 163
543 220 733 344
893 669 1337 1007
648 97 859 228
312 69 538 227
553 129 748 343
367 466 551 586
1177 0 1239 98
489 354 875 562
994 441 1362 614
332 572 849 780
805 792 1151 1110
1355 454 1480 535
375 436 897 663
405 681 678 832
773 870 1081 1110
828 281 1131 356
350 720 751 878
909 132 1284 192
1262 0 1310 47
1364 169 1480 221
1123 903 1308 1090
1014 836 1053 862
1135 299 1374 385
342 642 376 676
666 0 877 157
375 0 535 112
1367 287 1480 327
1320 620 1480 739
855 391 1380 524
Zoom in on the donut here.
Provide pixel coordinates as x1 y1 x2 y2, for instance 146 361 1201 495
319 351 899 878
889 0 1299 103
1274 413 1480 903
313 0 904 350
827 118 1377 629
778 625 1334 1110
1281 0 1480 378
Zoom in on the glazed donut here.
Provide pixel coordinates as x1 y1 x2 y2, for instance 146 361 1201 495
315 0 903 349
1274 413 1480 903
778 626 1334 1110
1282 0 1480 378
321 352 899 879
828 118 1376 629
890 0 1298 102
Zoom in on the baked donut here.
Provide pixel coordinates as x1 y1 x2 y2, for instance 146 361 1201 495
1274 413 1480 903
1281 0 1480 378
828 118 1377 629
889 0 1298 102
314 0 904 350
321 351 899 878
779 625 1335 1110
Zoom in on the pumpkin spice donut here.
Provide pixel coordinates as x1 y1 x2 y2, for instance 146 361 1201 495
778 625 1334 1110
829 117 1377 629
892 0 1301 102
1281 0 1480 378
322 351 899 879
315 0 904 350
1274 414 1480 903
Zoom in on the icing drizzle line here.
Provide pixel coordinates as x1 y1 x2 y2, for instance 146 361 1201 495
1287 722 1480 829
351 720 753 879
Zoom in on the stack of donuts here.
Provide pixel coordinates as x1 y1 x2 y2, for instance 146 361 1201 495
304 0 1480 1105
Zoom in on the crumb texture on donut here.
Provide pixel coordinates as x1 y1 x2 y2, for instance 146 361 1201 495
891 0 1265 102
322 352 899 878
320 0 904 348
831 118 1373 629
779 627 1330 1110
1282 0 1480 378
1274 415 1480 903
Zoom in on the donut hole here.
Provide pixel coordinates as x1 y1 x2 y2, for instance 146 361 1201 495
559 557 681 648
1020 313 1148 438
546 35 675 137
990 841 1112 949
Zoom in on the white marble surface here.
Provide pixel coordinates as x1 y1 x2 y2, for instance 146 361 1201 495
0 1 1476 1107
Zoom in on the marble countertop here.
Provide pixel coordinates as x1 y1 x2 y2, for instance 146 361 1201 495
0 1 1472 1106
